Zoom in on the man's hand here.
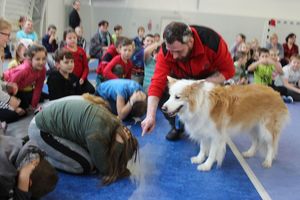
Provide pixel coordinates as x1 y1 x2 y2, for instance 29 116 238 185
141 115 156 136
79 78 84 85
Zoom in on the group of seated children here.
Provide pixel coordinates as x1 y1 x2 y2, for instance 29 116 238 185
229 47 300 103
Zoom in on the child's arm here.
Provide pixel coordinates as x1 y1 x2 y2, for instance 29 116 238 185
103 57 119 79
116 95 132 120
80 48 89 81
31 69 46 109
248 60 261 72
268 58 283 75
283 78 300 94
144 42 160 61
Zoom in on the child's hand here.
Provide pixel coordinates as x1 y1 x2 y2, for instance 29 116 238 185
16 107 26 116
9 96 21 109
79 78 84 85
6 82 18 95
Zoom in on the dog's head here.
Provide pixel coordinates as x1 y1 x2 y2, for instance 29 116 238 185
161 76 207 117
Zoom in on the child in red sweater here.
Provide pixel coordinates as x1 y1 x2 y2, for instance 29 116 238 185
63 27 95 94
103 38 134 80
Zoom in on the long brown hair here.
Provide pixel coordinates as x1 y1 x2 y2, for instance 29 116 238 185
82 93 139 185
102 125 138 185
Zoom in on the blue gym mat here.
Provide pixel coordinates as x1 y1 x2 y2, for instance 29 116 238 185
43 111 261 200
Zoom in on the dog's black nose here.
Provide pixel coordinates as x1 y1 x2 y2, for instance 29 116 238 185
161 106 168 113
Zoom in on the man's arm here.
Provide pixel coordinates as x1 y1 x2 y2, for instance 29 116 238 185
205 71 226 84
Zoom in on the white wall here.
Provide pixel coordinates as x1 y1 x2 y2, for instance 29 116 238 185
45 0 67 41
45 0 300 46
91 0 300 21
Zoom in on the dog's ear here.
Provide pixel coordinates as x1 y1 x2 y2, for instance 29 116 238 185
167 76 177 86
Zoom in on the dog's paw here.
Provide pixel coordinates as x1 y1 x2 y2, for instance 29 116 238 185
262 160 272 168
197 163 212 171
242 151 254 158
191 156 205 164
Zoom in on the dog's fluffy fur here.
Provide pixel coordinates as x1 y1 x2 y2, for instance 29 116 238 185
162 77 289 171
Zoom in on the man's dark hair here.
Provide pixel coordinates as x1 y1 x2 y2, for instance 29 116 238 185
131 100 147 118
163 22 193 44
98 20 109 27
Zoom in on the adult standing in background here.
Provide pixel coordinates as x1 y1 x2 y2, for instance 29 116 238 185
141 22 235 141
89 20 113 60
69 0 81 30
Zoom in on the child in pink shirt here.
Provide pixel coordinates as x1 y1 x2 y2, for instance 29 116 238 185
4 44 46 110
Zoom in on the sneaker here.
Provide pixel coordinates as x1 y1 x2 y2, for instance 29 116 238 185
282 96 294 103
166 128 183 141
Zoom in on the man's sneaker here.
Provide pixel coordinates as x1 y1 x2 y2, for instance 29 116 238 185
282 96 294 103
166 128 183 141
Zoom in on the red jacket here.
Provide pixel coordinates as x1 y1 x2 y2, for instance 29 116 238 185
65 46 89 80
103 55 132 80
148 26 234 98
96 44 119 74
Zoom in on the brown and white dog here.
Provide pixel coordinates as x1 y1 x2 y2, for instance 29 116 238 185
162 76 289 171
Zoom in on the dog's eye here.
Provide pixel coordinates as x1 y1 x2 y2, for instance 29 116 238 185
175 95 180 99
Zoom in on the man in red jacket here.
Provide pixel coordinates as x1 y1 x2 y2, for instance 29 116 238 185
141 22 235 141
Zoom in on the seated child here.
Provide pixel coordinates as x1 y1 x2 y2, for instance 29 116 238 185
232 51 248 85
95 36 125 85
111 24 123 45
8 40 28 69
63 27 95 94
75 26 86 51
248 48 283 86
102 38 134 80
131 34 154 85
0 134 58 199
143 42 161 92
276 55 300 103
0 82 25 123
47 48 82 100
3 44 47 111
8 40 34 93
95 79 147 120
